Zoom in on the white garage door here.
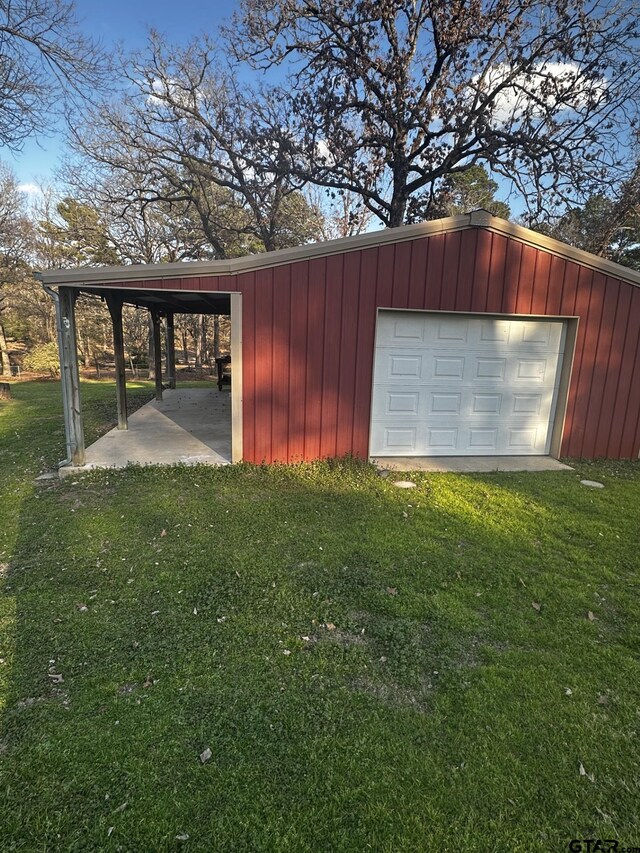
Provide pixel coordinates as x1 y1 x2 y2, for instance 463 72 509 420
370 312 566 456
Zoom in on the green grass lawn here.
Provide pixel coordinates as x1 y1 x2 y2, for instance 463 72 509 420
1 380 639 852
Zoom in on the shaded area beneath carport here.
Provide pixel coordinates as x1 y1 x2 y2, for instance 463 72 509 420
372 455 573 473
59 388 231 477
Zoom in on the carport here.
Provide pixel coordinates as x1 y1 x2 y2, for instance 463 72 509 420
39 276 242 471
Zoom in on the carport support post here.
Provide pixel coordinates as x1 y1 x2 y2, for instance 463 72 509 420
58 286 85 466
106 294 128 430
166 312 176 390
151 309 163 401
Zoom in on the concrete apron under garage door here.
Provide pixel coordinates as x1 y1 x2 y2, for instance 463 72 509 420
59 388 231 477
371 455 573 473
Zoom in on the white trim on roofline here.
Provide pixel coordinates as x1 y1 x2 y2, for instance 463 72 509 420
36 210 640 290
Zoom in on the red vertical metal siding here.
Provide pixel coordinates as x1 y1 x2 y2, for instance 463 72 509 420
621 288 640 455
303 257 326 462
287 261 309 462
455 230 478 311
122 227 640 461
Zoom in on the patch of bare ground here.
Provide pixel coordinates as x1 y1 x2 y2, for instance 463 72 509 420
325 627 367 647
15 688 70 711
351 676 434 714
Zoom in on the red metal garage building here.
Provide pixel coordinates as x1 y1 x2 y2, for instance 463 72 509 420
41 210 640 466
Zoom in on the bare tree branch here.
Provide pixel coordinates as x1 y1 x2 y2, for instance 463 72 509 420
230 0 640 225
0 0 109 148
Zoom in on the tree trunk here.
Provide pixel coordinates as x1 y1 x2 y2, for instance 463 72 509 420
0 382 10 400
213 315 220 360
181 331 189 366
388 189 408 228
0 322 10 376
148 314 156 380
83 333 91 369
193 323 202 369
200 315 208 370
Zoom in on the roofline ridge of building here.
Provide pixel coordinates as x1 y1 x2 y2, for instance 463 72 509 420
36 211 640 289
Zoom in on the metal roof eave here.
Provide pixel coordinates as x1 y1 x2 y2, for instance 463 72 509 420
35 210 640 290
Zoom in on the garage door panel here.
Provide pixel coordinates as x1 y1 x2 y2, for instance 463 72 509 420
479 319 511 343
468 428 499 450
371 312 566 456
376 349 561 386
431 392 462 414
433 356 465 379
376 314 564 350
427 428 459 449
385 392 420 415
372 385 556 423
383 426 418 451
475 357 506 380
375 315 426 345
434 317 469 343
370 387 428 420
472 393 502 414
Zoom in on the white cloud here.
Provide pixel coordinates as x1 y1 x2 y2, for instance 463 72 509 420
474 62 607 126
316 139 335 167
18 182 42 195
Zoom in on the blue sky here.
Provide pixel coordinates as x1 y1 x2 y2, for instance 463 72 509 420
2 0 240 188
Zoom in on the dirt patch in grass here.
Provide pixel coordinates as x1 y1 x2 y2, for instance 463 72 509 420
15 688 70 711
351 675 434 714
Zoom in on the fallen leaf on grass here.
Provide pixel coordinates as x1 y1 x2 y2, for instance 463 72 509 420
283 649 291 656
386 587 398 596
578 762 595 783
531 602 541 612
142 677 153 689
75 603 88 612
565 687 573 696
325 622 336 631
160 529 167 537
597 694 609 705
48 673 64 684
200 748 212 764
113 801 128 813
107 827 114 837
176 834 189 843
587 610 597 621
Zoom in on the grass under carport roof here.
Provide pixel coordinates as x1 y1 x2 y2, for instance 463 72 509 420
1 380 639 852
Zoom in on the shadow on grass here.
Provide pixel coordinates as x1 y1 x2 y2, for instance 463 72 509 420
1 459 639 851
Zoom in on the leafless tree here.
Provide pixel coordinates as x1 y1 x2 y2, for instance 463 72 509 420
0 163 38 373
231 0 640 226
69 32 323 256
59 160 217 265
305 186 373 240
0 0 109 148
